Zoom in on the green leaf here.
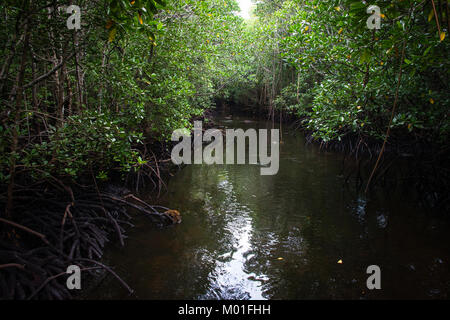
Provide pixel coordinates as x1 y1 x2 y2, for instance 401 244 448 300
108 27 117 42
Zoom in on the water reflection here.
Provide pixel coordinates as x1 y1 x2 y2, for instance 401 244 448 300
88 116 450 300
198 170 267 299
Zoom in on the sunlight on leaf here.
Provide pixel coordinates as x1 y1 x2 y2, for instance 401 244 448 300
428 10 434 22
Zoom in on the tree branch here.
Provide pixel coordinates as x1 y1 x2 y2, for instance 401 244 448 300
23 52 75 90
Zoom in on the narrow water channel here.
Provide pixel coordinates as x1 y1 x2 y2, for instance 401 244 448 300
91 115 450 299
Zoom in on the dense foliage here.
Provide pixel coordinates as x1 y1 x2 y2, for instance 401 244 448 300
228 0 449 146
1 0 448 300
1 0 449 217
0 0 244 207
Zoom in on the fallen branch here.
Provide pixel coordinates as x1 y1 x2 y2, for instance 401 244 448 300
23 52 75 90
0 217 50 245
0 263 25 270
74 258 134 295
27 266 101 300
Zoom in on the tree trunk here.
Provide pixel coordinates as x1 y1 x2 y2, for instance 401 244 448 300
5 2 30 219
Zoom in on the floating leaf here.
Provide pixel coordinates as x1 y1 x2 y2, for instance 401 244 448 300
164 209 181 223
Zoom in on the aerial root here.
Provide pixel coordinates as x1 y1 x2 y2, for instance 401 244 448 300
0 187 179 299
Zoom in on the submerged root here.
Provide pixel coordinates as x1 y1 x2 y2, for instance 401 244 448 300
0 186 179 299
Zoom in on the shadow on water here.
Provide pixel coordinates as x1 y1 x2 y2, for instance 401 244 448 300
89 115 450 300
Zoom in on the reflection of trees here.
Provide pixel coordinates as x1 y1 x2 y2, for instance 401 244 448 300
154 122 450 299
240 133 369 299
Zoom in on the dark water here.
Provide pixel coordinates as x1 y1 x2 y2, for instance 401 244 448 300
91 116 450 300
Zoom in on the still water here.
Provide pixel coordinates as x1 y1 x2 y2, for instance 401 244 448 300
92 116 450 299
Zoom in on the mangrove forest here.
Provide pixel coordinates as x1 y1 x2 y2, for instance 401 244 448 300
0 0 449 301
